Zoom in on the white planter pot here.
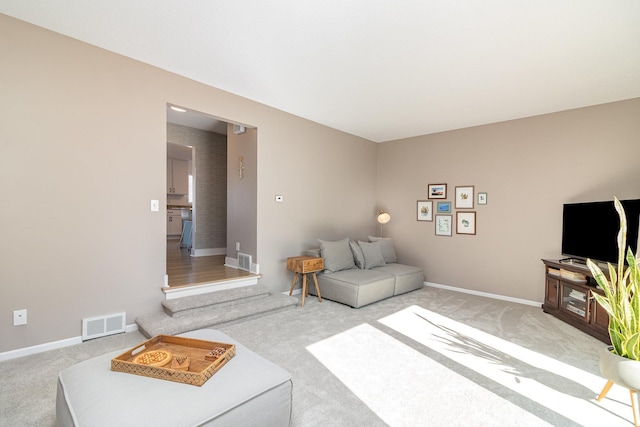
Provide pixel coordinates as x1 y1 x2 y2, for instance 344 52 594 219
600 346 640 391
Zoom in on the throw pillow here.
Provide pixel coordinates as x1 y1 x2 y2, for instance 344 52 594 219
318 238 355 272
368 236 398 263
349 240 365 269
305 248 322 258
358 240 386 269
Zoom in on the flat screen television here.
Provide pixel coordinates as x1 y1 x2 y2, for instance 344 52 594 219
562 199 640 265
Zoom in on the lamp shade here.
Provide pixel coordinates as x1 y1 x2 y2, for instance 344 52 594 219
377 211 391 224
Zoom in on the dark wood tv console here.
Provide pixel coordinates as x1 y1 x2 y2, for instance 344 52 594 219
542 259 610 344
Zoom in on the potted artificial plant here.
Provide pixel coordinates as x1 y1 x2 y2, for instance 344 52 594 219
588 197 640 422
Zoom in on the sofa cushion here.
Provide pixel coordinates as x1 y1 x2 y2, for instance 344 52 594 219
319 238 355 273
349 241 365 269
358 240 386 269
368 236 398 263
373 263 424 295
313 269 395 308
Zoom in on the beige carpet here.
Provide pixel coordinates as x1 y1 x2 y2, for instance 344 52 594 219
308 322 551 426
0 286 633 426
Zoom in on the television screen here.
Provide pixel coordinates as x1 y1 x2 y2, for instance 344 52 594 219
562 199 640 264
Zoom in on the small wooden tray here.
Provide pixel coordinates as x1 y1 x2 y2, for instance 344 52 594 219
111 335 235 386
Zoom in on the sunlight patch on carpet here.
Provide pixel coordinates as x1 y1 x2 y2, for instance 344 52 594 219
378 305 630 426
307 323 553 426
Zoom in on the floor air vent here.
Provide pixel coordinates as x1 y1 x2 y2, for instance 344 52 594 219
238 252 252 272
82 312 126 341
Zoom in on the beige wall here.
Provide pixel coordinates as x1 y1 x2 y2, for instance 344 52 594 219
0 15 376 353
3 13 638 354
377 98 640 302
227 126 258 262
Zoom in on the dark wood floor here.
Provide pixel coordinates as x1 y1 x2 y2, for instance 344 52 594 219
166 239 253 287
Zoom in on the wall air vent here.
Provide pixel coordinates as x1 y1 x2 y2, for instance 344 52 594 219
238 253 252 272
82 312 126 341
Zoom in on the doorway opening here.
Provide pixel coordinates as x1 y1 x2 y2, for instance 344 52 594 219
166 104 257 288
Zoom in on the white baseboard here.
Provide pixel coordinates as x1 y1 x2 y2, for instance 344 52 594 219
0 323 139 362
191 247 226 257
286 282 540 307
424 282 542 307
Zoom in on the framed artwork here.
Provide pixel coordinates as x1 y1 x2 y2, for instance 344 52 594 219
437 201 451 213
455 186 474 209
478 192 487 205
417 200 433 221
435 215 453 236
428 184 447 199
456 211 476 235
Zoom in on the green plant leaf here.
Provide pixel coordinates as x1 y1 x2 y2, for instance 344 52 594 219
589 197 640 360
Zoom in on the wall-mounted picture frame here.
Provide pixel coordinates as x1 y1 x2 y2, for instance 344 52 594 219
435 215 453 236
437 201 451 213
428 184 447 199
417 200 433 221
478 192 487 205
455 185 474 209
456 211 476 235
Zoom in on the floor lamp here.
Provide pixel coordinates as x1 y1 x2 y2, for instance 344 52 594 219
377 210 391 236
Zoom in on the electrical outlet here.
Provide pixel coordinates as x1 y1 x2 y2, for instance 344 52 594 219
13 309 27 326
236 242 240 251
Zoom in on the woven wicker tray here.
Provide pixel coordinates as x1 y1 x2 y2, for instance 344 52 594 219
111 335 235 386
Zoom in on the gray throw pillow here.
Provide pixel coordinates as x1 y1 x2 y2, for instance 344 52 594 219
350 240 365 269
305 248 322 258
358 240 386 269
318 238 355 272
368 236 398 263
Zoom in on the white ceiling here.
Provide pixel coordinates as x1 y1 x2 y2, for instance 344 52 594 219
167 105 229 135
3 1 640 142
167 142 193 161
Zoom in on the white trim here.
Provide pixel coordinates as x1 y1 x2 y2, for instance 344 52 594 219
163 276 260 300
0 323 138 362
424 282 542 307
191 247 226 257
286 281 540 305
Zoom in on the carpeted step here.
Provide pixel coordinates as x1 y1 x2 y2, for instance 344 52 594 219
162 284 271 318
136 293 299 338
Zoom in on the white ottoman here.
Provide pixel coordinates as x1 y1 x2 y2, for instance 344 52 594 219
56 329 292 427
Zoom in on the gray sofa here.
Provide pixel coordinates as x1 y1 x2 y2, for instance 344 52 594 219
307 236 424 308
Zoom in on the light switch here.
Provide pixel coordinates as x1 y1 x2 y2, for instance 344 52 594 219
151 200 159 212
275 195 283 203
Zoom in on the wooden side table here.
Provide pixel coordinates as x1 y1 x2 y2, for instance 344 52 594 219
287 256 323 307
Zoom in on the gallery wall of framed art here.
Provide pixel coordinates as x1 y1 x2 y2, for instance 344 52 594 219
420 183 487 236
